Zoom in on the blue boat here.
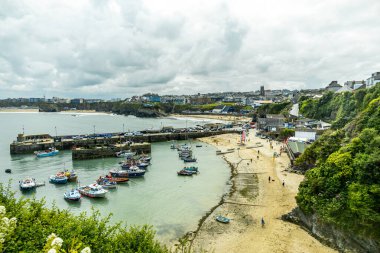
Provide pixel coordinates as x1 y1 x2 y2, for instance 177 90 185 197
35 148 59 158
49 173 68 184
215 215 230 223
183 157 197 163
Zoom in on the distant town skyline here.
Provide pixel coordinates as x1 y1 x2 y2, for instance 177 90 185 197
1 0 380 99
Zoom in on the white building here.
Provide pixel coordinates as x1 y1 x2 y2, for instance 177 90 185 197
295 130 316 141
366 72 380 88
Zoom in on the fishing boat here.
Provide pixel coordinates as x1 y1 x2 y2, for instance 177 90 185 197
116 150 136 158
183 157 197 163
63 189 81 201
215 215 230 223
65 170 78 182
35 148 59 158
78 184 107 198
111 166 145 178
96 177 117 189
184 166 199 173
105 174 129 183
177 169 193 176
19 177 37 191
49 172 68 184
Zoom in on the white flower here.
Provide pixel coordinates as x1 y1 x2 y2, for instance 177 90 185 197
47 233 57 242
1 217 9 226
0 206 5 215
51 237 63 248
9 217 17 225
48 249 57 253
81 247 91 253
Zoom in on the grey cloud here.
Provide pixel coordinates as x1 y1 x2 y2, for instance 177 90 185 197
0 0 379 98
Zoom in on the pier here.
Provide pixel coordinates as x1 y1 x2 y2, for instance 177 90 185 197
10 129 241 155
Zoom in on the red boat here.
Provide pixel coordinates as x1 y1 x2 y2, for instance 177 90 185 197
105 174 129 183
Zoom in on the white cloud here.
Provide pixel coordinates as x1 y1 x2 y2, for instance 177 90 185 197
0 0 379 98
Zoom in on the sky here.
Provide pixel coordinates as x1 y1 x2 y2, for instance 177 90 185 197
0 0 380 99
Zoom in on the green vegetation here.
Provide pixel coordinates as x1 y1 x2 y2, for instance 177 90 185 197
0 184 169 253
278 128 295 140
255 101 291 117
295 84 380 241
299 84 380 129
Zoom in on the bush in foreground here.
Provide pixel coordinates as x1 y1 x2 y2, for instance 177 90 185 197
0 184 169 253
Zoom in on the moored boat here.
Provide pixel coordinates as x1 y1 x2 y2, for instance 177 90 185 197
49 173 68 184
96 176 117 189
177 169 193 176
78 184 107 198
116 150 136 158
183 166 199 173
5 169 11 173
111 166 145 178
64 189 81 201
105 175 129 183
183 157 197 163
19 177 36 191
35 148 59 158
64 170 78 182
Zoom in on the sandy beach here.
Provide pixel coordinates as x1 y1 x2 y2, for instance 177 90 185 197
170 113 251 123
191 131 336 253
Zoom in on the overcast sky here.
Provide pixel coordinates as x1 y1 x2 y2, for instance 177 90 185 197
0 0 379 99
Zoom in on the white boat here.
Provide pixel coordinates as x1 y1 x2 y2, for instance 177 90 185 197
64 189 81 201
78 184 107 198
19 177 36 191
116 150 136 158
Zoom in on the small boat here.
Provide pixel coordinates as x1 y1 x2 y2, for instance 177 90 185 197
195 144 202 148
19 177 36 191
116 150 136 158
64 189 81 201
49 173 68 184
35 148 59 158
96 177 117 189
105 175 129 183
110 166 145 178
184 166 198 173
136 161 149 169
177 169 193 176
64 170 78 182
5 169 11 173
78 184 107 198
183 157 197 163
215 215 230 223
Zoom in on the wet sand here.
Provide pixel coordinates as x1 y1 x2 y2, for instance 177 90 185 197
191 132 336 253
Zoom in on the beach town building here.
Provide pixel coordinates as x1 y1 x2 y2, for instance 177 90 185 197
325 81 342 92
295 129 317 141
256 117 285 132
336 85 353 93
366 72 380 88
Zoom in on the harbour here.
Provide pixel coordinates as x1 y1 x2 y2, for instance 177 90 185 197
0 112 232 243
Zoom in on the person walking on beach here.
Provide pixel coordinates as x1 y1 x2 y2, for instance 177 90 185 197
261 217 265 227
268 176 271 182
282 180 285 187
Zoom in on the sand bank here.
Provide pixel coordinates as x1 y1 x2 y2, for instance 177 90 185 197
191 132 336 253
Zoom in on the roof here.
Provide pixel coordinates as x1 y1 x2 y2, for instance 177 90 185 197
288 141 308 154
336 85 353 93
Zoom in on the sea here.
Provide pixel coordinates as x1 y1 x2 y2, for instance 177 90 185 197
0 112 231 243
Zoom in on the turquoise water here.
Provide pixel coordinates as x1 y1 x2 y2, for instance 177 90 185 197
0 112 230 243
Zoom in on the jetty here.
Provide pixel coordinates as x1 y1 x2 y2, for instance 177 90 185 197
10 129 241 156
